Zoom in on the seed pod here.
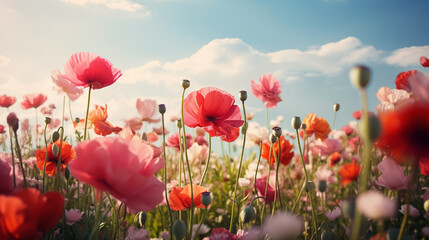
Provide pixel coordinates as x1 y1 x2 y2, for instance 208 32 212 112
173 220 186 240
201 192 211 208
52 131 60 143
182 79 190 89
240 206 256 224
134 211 147 228
333 103 340 112
158 104 166 114
291 116 301 130
52 144 59 157
239 90 247 102
350 65 371 89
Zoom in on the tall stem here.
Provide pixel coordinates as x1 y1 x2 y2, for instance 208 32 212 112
35 108 38 148
200 136 212 186
161 111 173 240
13 130 27 188
261 143 273 225
229 100 247 232
42 122 49 194
83 85 92 141
9 128 16 187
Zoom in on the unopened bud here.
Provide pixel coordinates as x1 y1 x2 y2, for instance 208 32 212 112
176 119 182 129
173 220 186 240
65 166 70 180
305 181 314 193
291 116 301 130
333 103 340 112
51 131 60 143
302 123 307 130
182 79 190 89
272 127 282 138
350 65 371 89
75 117 80 124
134 211 147 228
269 133 277 144
239 90 247 102
52 144 59 157
6 112 18 127
317 180 328 193
201 192 211 208
158 104 166 114
141 132 147 141
240 206 256 224
45 117 52 124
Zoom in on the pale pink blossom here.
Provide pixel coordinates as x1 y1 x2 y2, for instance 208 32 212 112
314 166 337 183
376 87 413 113
166 132 193 152
136 99 160 123
408 70 429 103
356 190 397 220
400 204 419 217
311 138 341 158
209 228 235 240
376 156 411 190
251 73 282 109
118 125 140 141
51 69 83 101
124 117 143 131
422 227 429 237
48 118 62 130
21 93 47 109
0 152 14 194
237 122 269 148
126 226 150 240
21 119 30 132
325 207 341 221
69 137 164 212
187 142 208 165
152 126 168 135
65 209 84 225
263 212 303 239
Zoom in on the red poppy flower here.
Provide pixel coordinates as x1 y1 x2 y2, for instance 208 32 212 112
420 158 429 176
339 161 361 186
168 184 207 211
352 110 361 120
0 125 5 134
377 103 429 164
64 52 122 89
0 188 64 240
21 93 47 109
301 113 331 141
36 140 76 177
0 94 16 108
166 132 193 152
328 152 342 166
183 87 244 142
261 136 294 167
395 70 418 92
421 56 429 67
88 105 122 136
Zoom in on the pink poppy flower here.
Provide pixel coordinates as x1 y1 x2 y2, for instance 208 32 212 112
40 106 52 115
126 226 150 240
376 87 413 113
183 87 244 142
51 69 83 101
310 138 341 158
0 94 16 108
421 56 429 67
251 73 282 109
69 137 164 212
352 110 361 120
325 207 341 221
152 126 168 135
136 99 160 123
376 156 411 190
0 153 14 195
65 209 84 225
64 52 122 89
166 132 193 152
0 125 5 134
408 70 429 103
356 190 397 220
21 93 47 109
256 175 277 203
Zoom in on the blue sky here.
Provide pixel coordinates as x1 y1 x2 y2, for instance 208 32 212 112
1 0 429 137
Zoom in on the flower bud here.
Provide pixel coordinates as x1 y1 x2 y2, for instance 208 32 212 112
240 206 256 224
7 112 18 127
269 133 277 144
12 121 19 132
291 116 301 130
302 123 307 130
201 192 211 208
317 180 328 193
52 143 59 157
134 211 147 228
75 117 80 124
141 132 147 141
173 220 187 240
182 79 190 89
45 117 52 124
158 104 166 114
176 119 182 129
350 65 371 89
272 127 282 138
51 131 60 143
358 115 380 142
239 90 247 102
333 103 340 112
305 181 314 193
65 166 70 180
424 199 429 212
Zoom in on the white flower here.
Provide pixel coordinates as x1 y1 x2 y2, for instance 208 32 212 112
238 178 251 187
263 212 303 239
356 190 397 220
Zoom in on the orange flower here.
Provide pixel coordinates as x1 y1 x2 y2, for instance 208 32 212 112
168 184 207 211
301 113 331 141
328 152 342 166
36 140 76 177
261 136 294 167
88 104 122 136
339 160 361 186
0 188 64 240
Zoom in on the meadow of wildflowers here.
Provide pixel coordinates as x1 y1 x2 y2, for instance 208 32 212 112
1 52 429 240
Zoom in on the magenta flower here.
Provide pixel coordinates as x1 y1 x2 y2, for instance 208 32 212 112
183 87 243 142
136 99 160 123
251 73 282 109
21 93 47 109
376 156 411 190
64 52 122 89
51 69 83 101
69 137 164 212
256 175 277 203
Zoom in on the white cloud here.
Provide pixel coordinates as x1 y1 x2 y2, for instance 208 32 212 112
60 0 149 14
384 46 429 67
0 55 10 67
121 36 382 94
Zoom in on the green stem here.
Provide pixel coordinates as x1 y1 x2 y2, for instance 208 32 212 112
42 122 49 194
68 98 74 121
13 129 27 188
35 108 38 148
253 142 263 196
398 162 418 240
161 111 174 240
192 207 208 240
272 137 283 215
106 193 118 239
333 111 337 129
83 85 92 141
229 100 247 232
261 143 273 224
200 136 212 186
56 127 64 192
9 128 16 187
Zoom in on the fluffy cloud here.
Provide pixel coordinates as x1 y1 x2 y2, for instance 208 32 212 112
384 46 429 67
121 36 382 94
0 55 10 67
60 0 149 14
